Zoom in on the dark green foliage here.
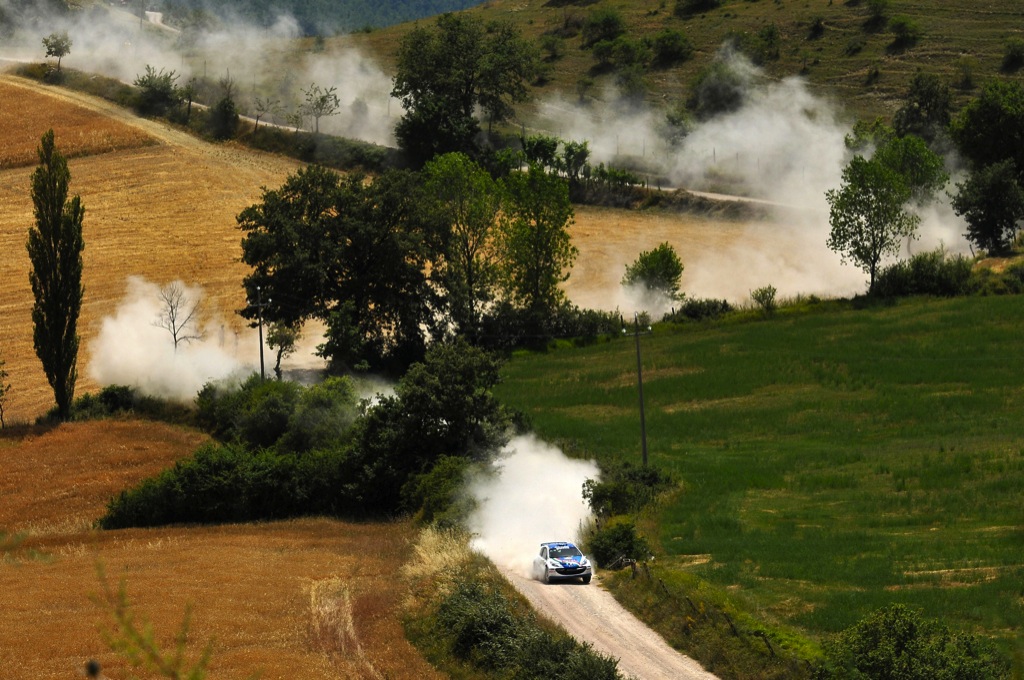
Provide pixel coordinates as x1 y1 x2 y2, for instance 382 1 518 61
893 73 952 143
951 80 1024 173
1001 37 1024 72
675 0 721 18
587 519 650 567
621 242 684 301
583 461 675 517
968 260 1024 295
871 249 973 298
951 159 1024 255
238 166 436 373
688 59 747 120
195 374 303 448
730 23 781 65
432 576 623 678
437 580 526 669
27 130 84 422
498 164 578 322
132 65 182 117
580 5 626 48
63 385 194 424
664 297 734 322
815 604 1009 679
652 29 694 66
889 15 922 50
346 338 511 513
98 443 358 528
207 96 239 140
392 13 537 165
477 299 620 352
403 455 475 527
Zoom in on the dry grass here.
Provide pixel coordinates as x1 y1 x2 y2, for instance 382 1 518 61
0 420 445 679
0 73 302 423
0 80 154 168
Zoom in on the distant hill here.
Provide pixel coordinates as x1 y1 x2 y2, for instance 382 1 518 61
151 0 488 35
344 0 1024 124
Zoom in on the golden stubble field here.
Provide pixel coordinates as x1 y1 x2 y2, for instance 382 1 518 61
0 74 303 423
0 420 444 679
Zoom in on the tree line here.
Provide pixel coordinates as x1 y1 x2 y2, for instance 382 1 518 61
827 73 1024 292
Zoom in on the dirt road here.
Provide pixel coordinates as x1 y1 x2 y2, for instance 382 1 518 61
503 567 718 680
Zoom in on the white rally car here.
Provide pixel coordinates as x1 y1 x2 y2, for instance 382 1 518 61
533 541 593 584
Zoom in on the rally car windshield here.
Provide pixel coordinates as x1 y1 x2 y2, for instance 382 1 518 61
550 546 582 559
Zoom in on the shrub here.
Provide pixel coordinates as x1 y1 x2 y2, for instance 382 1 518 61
99 443 358 529
751 284 778 314
623 242 684 299
889 15 922 49
815 604 1009 679
133 65 181 116
652 29 693 65
675 0 721 18
402 455 476 527
583 461 675 517
580 6 626 48
664 297 733 323
872 249 973 298
1002 37 1024 72
587 518 650 567
207 95 239 140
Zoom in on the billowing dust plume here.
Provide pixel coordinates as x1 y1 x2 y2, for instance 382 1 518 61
87 276 257 401
467 434 599 578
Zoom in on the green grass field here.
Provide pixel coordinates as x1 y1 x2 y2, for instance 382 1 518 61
493 295 1024 652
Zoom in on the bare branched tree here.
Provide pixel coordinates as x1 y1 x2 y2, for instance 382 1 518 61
154 282 203 351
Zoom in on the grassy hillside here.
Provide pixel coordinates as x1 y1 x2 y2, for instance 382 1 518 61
345 0 1024 124
493 294 1024 657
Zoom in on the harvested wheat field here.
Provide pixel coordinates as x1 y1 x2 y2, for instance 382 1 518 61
0 73 302 423
0 420 443 679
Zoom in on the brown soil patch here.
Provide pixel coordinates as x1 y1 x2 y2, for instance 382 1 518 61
0 74 302 423
0 79 155 168
0 420 443 679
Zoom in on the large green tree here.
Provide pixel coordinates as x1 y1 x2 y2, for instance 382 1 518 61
826 155 919 291
497 164 577 321
622 242 684 301
422 152 501 338
951 159 1024 255
950 80 1024 173
27 130 85 421
238 166 436 373
391 13 538 165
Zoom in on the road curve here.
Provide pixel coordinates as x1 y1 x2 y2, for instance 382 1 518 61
502 567 718 680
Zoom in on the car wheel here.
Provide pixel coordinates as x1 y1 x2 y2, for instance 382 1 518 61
543 567 551 584
582 574 592 584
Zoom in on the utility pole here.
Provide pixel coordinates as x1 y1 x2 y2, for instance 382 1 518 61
255 286 269 380
624 313 651 466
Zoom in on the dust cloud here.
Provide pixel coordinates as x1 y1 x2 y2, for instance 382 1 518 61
87 276 258 401
467 434 599 578
537 47 969 306
0 2 397 145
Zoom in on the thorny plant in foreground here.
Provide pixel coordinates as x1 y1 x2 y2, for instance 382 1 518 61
93 562 214 680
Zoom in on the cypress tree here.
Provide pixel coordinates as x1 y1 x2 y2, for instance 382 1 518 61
27 129 85 421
